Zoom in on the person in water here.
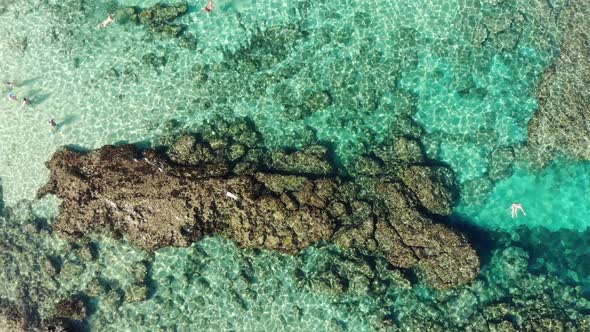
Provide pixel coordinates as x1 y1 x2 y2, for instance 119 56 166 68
97 14 115 29
511 203 526 219
22 98 30 106
205 0 214 12
7 92 17 101
48 119 57 128
5 81 15 88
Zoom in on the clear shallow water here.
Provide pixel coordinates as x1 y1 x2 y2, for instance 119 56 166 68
0 0 588 330
458 159 590 231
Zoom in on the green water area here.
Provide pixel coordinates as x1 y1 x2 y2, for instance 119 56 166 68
0 0 588 330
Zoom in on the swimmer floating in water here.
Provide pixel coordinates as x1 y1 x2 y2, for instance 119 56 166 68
22 98 30 106
7 92 17 101
48 118 57 128
97 14 115 29
205 0 214 12
511 203 526 219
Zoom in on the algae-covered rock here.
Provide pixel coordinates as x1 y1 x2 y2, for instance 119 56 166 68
398 165 458 215
167 134 223 166
334 179 479 290
85 279 104 297
73 243 96 262
527 0 590 162
227 143 247 161
39 119 480 289
270 145 335 175
59 261 84 279
130 261 149 283
393 136 425 164
349 156 383 176
237 24 306 70
54 296 87 321
42 257 59 276
124 283 148 303
0 300 27 332
114 6 138 24
138 2 188 28
254 173 307 193
38 144 338 254
372 181 478 289
153 24 185 38
178 32 197 50
297 246 375 296
373 136 425 168
303 91 332 112
0 297 87 332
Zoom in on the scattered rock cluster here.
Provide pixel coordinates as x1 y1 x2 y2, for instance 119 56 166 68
296 242 590 331
39 118 479 289
0 289 87 332
113 2 197 50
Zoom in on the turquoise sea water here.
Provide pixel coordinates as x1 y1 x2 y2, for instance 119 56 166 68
0 0 589 330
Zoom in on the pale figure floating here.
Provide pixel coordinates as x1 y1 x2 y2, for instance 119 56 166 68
511 203 526 219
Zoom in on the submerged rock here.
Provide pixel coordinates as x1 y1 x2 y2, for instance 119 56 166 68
114 6 139 25
397 165 458 216
335 180 477 289
487 145 515 182
124 283 149 303
270 145 335 175
110 2 190 40
53 296 87 321
0 300 28 332
527 0 590 162
39 121 479 289
0 297 87 332
38 144 338 254
138 2 188 33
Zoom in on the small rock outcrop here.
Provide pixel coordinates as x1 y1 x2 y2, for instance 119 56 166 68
138 2 188 37
39 120 479 289
114 2 197 49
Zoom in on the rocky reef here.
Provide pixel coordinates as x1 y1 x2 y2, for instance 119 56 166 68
39 118 479 289
0 201 92 331
298 241 590 331
527 0 590 163
113 2 197 49
0 192 159 331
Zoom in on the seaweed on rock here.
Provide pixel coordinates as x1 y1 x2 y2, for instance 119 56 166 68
527 0 590 164
38 117 479 290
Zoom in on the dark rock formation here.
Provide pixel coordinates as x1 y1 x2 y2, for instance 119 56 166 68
0 297 84 332
334 180 476 289
115 2 196 49
39 120 479 289
270 145 335 175
527 0 590 162
0 299 28 332
38 144 337 254
113 7 138 25
54 296 87 321
138 2 188 37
